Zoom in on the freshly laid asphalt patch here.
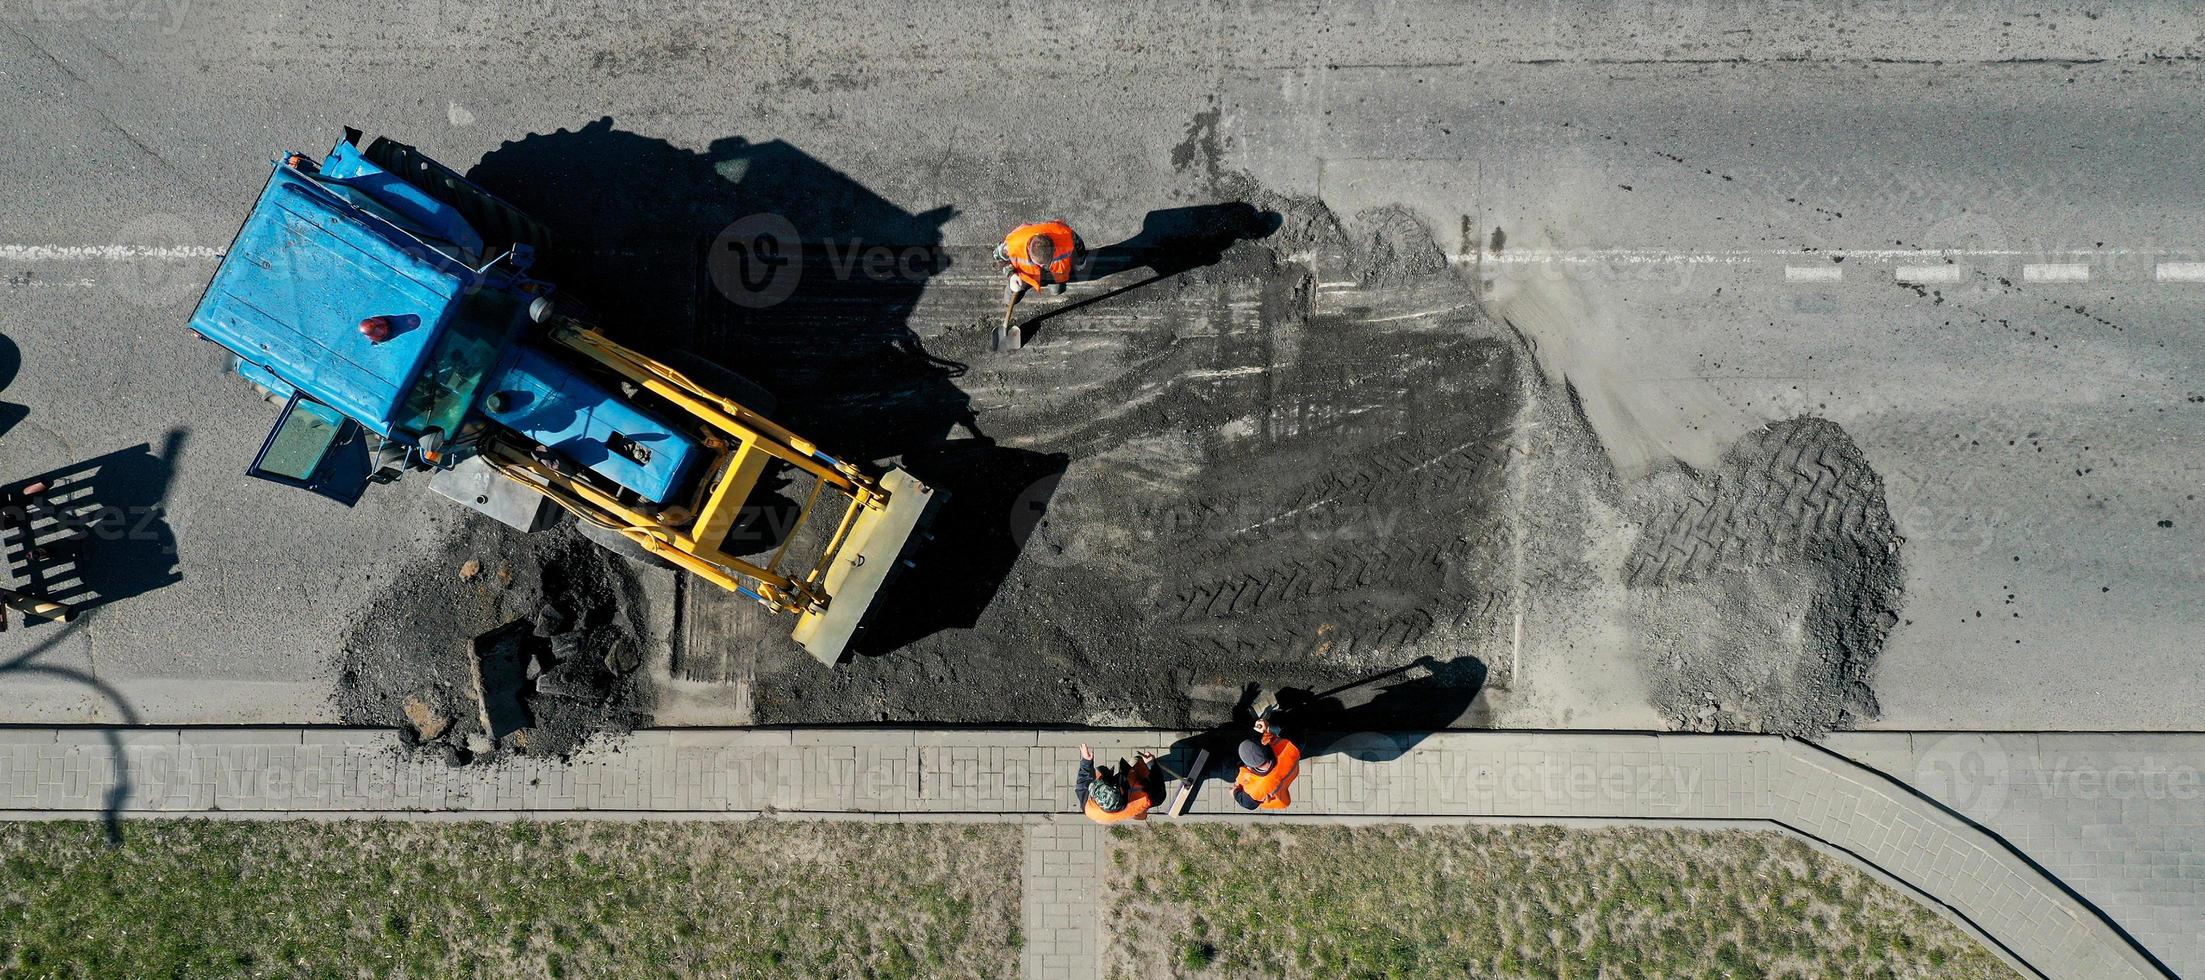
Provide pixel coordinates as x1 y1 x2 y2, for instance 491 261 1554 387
725 194 1523 729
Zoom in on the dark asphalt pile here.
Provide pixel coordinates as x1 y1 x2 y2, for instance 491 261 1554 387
703 191 1521 729
332 519 654 762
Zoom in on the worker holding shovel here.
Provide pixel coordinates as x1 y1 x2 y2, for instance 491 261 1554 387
992 219 1084 351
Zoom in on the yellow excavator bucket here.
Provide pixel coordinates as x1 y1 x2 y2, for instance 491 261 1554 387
791 469 934 663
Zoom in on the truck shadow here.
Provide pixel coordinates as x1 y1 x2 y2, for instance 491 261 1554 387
468 119 1056 655
3 431 186 615
847 445 1068 656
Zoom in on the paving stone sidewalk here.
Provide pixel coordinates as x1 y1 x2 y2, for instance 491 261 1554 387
0 726 2173 980
1827 732 2205 979
1020 821 1103 980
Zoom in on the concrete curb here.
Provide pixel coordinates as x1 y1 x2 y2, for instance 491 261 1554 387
0 725 2170 979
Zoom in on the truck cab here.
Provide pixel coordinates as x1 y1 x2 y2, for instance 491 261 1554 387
191 133 550 497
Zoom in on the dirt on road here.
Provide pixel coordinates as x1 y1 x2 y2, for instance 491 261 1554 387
681 185 1905 736
329 126 1909 749
333 520 656 762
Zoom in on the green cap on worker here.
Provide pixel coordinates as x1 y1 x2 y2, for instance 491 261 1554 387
1089 776 1125 812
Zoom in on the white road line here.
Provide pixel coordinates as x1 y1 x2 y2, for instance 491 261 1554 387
1784 265 1842 283
1182 366 1269 380
1359 303 1479 323
0 244 223 261
2155 262 2205 282
2022 263 2091 282
1481 252 1757 266
1896 265 1963 284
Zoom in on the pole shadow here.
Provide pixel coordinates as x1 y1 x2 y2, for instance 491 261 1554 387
0 622 138 843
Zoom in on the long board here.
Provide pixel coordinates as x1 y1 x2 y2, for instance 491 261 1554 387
1168 748 1209 817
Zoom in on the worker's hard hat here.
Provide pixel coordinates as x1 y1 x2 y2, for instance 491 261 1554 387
1238 739 1274 774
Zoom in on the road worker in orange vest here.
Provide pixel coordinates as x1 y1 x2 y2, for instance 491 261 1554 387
1231 716 1301 811
994 219 1084 302
992 219 1085 350
1077 742 1164 824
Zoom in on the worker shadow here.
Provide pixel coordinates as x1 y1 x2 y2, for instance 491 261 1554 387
1158 682 1267 784
1085 202 1285 279
1154 658 1489 800
1272 655 1490 763
3 432 186 615
470 119 1061 655
1014 202 1284 348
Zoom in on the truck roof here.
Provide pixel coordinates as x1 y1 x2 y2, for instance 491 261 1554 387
190 153 476 436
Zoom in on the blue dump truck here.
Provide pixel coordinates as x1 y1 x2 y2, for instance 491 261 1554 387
187 130 934 664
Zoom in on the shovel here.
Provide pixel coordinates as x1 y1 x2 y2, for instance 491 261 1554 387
991 294 1023 352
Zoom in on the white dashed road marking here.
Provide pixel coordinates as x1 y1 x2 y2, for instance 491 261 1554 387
1784 265 1843 283
16 241 2205 297
2022 263 2091 283
0 244 223 261
1895 265 1964 284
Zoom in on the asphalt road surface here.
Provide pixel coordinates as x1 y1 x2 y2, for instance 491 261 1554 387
0 1 2197 729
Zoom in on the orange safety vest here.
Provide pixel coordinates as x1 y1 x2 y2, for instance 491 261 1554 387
1084 784 1154 824
1232 734 1301 810
1004 221 1078 289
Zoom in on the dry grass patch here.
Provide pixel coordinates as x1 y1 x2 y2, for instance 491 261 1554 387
0 819 1019 978
1105 824 2015 979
